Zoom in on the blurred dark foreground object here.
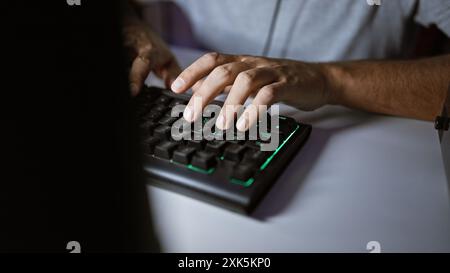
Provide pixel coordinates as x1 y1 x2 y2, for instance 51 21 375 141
0 1 159 252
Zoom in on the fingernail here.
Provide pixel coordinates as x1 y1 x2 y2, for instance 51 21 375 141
171 77 185 93
236 117 247 131
216 115 225 130
184 106 193 122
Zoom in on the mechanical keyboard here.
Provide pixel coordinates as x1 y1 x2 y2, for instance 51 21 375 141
136 86 311 214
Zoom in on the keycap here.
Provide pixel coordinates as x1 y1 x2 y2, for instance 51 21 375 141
169 99 185 107
259 132 285 145
219 158 237 169
155 95 172 105
242 150 269 167
223 144 246 161
142 136 160 155
139 121 158 135
153 104 167 113
158 115 179 126
191 151 217 170
193 130 204 141
244 140 261 150
187 139 205 149
144 110 163 121
258 131 272 143
153 125 172 140
173 146 197 164
171 120 192 140
140 88 159 100
205 140 228 155
136 91 157 106
154 141 179 159
231 163 256 181
203 129 225 141
226 139 244 145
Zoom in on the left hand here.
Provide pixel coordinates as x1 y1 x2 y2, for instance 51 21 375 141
170 52 332 131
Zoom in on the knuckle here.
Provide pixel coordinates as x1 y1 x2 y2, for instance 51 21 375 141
203 52 220 65
213 65 233 79
239 55 252 62
237 71 254 86
259 87 276 102
138 44 153 57
278 75 288 83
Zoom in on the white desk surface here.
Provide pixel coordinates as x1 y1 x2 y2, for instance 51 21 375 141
145 46 450 252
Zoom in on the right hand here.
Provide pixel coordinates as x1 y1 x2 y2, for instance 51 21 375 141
123 21 181 96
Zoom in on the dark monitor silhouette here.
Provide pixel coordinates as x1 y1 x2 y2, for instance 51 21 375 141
0 1 158 252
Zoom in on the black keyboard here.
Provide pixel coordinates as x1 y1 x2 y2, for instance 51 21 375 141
136 86 311 214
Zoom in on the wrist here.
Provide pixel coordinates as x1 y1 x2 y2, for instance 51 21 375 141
320 62 348 106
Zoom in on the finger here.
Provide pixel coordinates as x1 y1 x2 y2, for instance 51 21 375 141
183 62 249 122
159 59 182 88
236 82 284 131
223 85 232 93
192 79 204 93
171 52 235 93
216 68 277 130
193 82 230 94
129 55 152 96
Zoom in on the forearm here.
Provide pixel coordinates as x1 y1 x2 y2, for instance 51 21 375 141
323 55 450 121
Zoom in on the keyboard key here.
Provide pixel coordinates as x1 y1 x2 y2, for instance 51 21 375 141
187 139 205 149
258 131 272 143
171 120 192 140
142 136 160 155
223 144 246 161
144 110 163 121
169 99 185 107
158 115 179 126
140 88 159 100
219 158 237 169
139 121 158 135
154 141 178 159
173 146 197 164
274 129 288 140
191 151 216 170
153 104 167 113
193 130 204 141
225 137 246 145
155 95 172 105
231 163 256 181
244 140 261 150
242 150 269 167
153 125 172 140
205 140 228 155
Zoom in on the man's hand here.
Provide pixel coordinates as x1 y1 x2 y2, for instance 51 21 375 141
172 51 450 128
170 52 331 131
123 21 181 96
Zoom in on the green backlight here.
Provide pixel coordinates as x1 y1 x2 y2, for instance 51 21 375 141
230 177 255 187
259 124 300 171
187 164 215 174
170 159 215 174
